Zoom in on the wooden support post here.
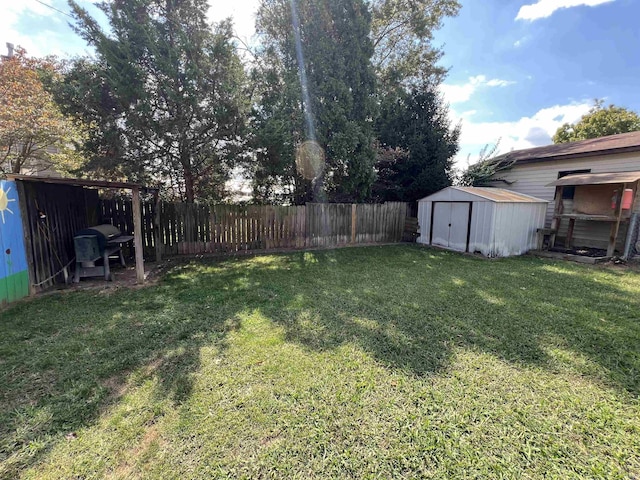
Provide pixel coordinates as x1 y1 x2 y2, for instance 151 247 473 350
351 204 357 244
608 183 626 257
566 218 576 248
153 190 162 262
549 186 564 249
132 187 145 284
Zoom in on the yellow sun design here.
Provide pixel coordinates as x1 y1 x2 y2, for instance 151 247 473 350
0 184 16 224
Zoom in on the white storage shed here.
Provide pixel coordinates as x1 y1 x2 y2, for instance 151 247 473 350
417 187 548 257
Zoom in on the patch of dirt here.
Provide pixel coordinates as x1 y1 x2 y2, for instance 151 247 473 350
108 425 161 480
64 260 170 294
142 357 164 376
101 375 129 400
550 246 608 258
260 431 283 448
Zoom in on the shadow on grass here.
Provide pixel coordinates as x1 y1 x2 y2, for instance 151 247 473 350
0 282 240 479
162 245 640 395
1 244 639 477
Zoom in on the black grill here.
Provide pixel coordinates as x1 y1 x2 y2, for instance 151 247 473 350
73 224 133 282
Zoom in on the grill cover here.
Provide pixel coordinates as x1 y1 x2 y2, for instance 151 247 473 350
74 224 122 254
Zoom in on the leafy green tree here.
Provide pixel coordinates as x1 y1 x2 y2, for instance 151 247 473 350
250 0 377 204
64 0 248 202
372 84 460 202
369 0 461 203
0 49 84 176
44 58 127 179
456 140 514 187
370 0 461 87
553 100 640 144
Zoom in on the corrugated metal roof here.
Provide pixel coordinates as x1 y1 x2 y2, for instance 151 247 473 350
490 131 640 166
452 187 548 203
546 171 640 187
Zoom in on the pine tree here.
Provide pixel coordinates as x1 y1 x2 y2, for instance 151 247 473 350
65 0 248 202
251 0 377 203
373 84 460 202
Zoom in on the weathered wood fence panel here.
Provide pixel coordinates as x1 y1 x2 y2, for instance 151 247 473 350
98 199 410 257
17 181 99 290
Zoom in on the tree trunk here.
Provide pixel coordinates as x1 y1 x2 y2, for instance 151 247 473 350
184 167 195 203
181 147 195 203
312 169 326 203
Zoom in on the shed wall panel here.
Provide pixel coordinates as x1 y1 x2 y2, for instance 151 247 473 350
492 203 547 256
468 201 494 255
417 201 432 245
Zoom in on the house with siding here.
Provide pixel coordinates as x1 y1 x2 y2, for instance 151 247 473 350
485 131 640 251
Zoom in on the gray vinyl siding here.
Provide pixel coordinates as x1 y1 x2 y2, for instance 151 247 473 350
488 151 640 250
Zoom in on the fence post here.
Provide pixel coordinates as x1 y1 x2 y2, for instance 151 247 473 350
153 191 162 262
351 204 357 244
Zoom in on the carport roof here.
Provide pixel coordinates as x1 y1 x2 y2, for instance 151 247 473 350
546 171 640 187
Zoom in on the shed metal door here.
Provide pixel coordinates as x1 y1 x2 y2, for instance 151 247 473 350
431 202 471 252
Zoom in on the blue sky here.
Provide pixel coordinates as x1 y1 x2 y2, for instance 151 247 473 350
3 0 639 167
434 0 640 166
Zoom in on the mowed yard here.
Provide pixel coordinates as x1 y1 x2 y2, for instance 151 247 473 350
1 245 639 479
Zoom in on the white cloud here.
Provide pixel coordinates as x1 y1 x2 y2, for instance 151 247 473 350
513 36 532 48
486 79 515 87
453 102 592 167
516 0 615 21
440 75 516 104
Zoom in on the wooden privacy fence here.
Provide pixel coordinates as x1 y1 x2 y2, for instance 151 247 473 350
99 200 409 256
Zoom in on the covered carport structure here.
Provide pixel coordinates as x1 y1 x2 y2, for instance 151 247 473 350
546 171 640 257
6 174 160 292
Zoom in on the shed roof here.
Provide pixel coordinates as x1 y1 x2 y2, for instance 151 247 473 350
6 174 158 191
420 186 547 203
546 171 640 187
490 131 640 166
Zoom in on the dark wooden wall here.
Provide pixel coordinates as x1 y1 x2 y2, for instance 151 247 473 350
17 181 99 290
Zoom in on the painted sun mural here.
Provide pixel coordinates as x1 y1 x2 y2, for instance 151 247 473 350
0 183 17 223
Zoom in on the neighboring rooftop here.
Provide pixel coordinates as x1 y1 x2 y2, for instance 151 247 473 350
491 131 640 166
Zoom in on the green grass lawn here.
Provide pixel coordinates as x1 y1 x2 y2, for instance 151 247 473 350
1 245 639 479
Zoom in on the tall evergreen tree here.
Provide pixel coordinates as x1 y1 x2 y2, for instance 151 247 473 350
373 84 460 202
367 0 461 203
63 0 247 202
250 0 377 204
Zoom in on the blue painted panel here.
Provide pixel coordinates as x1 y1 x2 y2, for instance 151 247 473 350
0 180 29 303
